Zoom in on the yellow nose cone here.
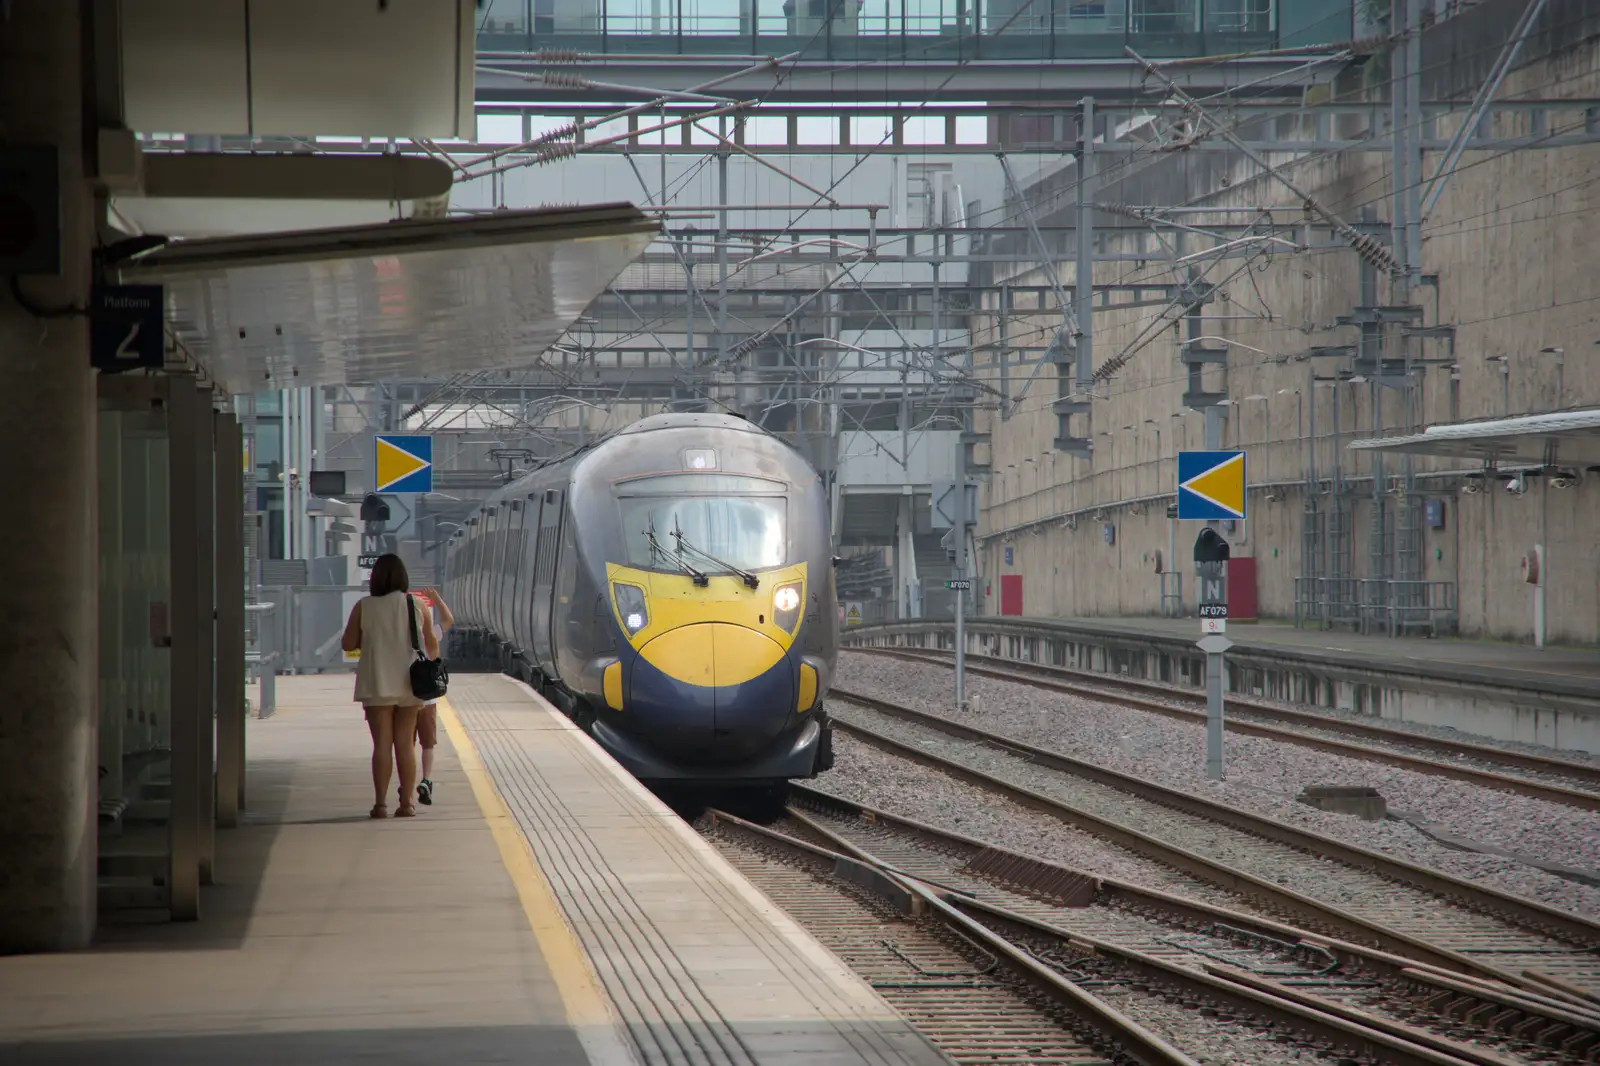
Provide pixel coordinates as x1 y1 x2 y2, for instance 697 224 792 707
639 623 786 687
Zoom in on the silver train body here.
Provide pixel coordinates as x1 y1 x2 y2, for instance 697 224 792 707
444 412 838 785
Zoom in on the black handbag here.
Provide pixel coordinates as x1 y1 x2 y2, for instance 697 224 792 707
407 594 449 702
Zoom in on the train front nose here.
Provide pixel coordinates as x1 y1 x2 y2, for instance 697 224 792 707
630 622 795 762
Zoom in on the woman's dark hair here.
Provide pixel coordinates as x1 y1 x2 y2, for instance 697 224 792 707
369 553 410 597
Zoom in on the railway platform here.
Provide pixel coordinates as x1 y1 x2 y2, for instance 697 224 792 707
0 674 949 1066
1039 616 1600 691
845 616 1600 754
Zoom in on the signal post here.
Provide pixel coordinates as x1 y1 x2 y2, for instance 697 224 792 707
1177 449 1247 780
1193 528 1231 780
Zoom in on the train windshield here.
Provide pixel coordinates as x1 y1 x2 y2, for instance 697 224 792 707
617 474 786 573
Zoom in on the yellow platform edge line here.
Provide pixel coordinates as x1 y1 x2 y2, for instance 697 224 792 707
437 697 614 1028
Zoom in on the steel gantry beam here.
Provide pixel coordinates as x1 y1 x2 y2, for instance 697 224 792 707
472 53 1347 106
133 99 1600 159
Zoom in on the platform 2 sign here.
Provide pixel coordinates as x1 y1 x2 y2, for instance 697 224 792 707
90 284 165 372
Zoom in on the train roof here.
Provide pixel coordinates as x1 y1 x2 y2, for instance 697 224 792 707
450 410 813 545
618 411 759 436
523 411 763 472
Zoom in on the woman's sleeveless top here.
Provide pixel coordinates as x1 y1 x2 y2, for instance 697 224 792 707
353 592 424 707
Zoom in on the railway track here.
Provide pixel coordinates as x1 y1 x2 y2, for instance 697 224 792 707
824 689 1600 1000
849 646 1600 812
703 807 1577 1066
785 784 1600 1065
700 810 1194 1066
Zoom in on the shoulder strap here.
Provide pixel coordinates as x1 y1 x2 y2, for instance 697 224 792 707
406 594 421 652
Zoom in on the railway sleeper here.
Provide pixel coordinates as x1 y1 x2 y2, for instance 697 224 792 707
1560 1027 1600 1059
1482 1006 1525 1034
1421 989 1466 1014
1398 993 1599 1061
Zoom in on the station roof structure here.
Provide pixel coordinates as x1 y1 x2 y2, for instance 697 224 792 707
119 204 661 395
1347 410 1600 467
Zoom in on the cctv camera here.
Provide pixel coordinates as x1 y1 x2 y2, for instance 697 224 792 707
1504 476 1524 494
1462 482 1481 495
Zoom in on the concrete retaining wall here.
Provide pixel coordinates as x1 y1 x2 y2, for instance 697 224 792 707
845 620 1600 755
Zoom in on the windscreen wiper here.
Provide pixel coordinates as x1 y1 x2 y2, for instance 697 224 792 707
671 517 760 589
645 516 708 586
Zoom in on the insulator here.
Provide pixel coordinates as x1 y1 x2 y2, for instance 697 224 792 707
535 141 581 165
539 70 589 89
532 121 580 146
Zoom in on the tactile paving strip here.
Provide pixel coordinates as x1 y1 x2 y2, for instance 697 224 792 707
450 675 951 1066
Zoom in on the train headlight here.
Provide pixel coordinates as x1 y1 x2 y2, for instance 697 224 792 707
613 583 649 634
773 582 803 632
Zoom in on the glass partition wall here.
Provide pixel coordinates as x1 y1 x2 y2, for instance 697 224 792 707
97 375 245 924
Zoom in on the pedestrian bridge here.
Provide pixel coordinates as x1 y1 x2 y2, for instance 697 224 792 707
478 0 1348 60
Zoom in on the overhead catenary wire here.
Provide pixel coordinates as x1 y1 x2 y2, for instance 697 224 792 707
431 5 1598 441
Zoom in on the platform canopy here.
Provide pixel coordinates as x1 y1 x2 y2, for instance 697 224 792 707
119 204 660 396
1347 409 1600 467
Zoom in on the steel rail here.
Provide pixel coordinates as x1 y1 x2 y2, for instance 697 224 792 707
785 785 1600 1058
702 808 1200 1066
712 808 1506 1066
826 688 1600 965
954 897 1504 1066
854 645 1600 810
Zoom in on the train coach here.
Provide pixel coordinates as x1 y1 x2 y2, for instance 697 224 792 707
444 412 837 788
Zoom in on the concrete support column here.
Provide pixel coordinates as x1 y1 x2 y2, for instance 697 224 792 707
167 375 215 917
216 414 246 828
195 387 216 883
0 2 99 952
892 497 907 618
895 492 920 619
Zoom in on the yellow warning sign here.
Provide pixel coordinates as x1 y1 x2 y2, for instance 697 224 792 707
845 602 863 626
1178 450 1246 521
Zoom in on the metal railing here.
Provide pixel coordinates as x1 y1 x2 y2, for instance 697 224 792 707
1386 580 1459 638
1294 577 1458 637
245 601 279 718
249 585 367 676
1159 572 1184 617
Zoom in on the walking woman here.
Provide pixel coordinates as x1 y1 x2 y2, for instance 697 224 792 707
407 587 453 805
341 554 438 819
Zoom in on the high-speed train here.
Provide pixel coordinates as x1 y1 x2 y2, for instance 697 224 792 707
443 412 837 787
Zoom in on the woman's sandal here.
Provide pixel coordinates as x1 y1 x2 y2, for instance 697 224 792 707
370 804 388 819
395 803 417 818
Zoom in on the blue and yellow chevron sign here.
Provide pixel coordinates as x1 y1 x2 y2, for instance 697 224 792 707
1177 450 1247 521
374 434 433 494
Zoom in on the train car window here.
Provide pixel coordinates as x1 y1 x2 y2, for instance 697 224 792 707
556 508 579 611
616 493 786 573
479 511 496 625
523 494 544 646
532 490 564 666
508 500 530 648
